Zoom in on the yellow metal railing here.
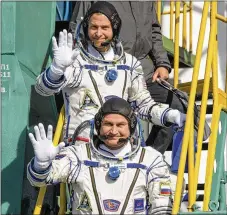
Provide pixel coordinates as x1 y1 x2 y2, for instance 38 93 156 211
202 2 218 210
171 1 227 214
157 1 193 88
33 107 65 215
172 2 210 212
173 2 180 88
189 1 193 53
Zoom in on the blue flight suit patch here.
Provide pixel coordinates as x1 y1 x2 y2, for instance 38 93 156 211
134 198 144 213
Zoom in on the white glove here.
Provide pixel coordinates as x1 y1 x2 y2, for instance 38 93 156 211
164 109 186 128
29 123 65 171
51 29 79 75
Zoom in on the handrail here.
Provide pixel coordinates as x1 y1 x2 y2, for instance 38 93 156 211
189 1 193 52
203 2 218 210
187 117 195 212
172 1 227 213
170 1 174 40
182 1 191 8
182 2 187 49
173 2 180 88
216 14 227 23
172 2 210 213
157 1 193 87
58 183 66 215
157 0 162 24
162 8 191 15
33 106 65 215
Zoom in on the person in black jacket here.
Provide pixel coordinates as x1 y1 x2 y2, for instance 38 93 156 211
69 1 185 154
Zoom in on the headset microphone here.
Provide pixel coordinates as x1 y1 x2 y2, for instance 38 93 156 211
101 40 111 47
98 135 108 141
98 135 129 145
117 138 130 145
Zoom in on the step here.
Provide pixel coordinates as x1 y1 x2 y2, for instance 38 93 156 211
164 150 208 185
178 79 227 108
162 35 195 68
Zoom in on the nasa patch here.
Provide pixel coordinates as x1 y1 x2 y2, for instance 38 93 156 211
77 191 92 212
80 90 98 110
103 199 120 212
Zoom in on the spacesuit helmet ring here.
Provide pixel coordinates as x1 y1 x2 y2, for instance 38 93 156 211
82 1 122 42
94 97 137 136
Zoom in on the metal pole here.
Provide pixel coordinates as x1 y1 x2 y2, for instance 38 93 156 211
203 2 218 210
174 2 180 88
172 2 210 214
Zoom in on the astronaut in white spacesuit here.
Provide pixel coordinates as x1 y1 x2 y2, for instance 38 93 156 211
27 97 174 214
35 1 185 143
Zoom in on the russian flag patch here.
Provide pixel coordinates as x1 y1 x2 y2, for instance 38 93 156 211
160 182 171 196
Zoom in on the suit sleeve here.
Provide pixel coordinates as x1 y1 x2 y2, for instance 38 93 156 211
127 55 171 126
35 59 83 96
147 155 173 214
148 3 171 73
27 146 80 187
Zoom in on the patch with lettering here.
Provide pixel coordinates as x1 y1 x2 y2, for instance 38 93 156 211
103 199 120 212
160 182 171 196
77 191 92 211
80 90 98 110
134 198 144 213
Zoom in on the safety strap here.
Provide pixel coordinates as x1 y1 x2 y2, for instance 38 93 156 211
157 78 211 140
86 144 103 214
83 160 147 170
88 70 104 106
122 70 127 98
84 64 130 71
120 148 146 214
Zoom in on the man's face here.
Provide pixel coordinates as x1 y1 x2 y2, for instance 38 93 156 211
88 13 113 52
99 114 130 149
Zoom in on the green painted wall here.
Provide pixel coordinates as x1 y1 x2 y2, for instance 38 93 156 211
1 2 57 214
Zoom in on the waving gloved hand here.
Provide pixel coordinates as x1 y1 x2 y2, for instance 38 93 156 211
51 29 79 75
164 109 186 128
29 123 65 171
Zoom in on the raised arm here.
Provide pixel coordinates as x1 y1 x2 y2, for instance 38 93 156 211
27 123 79 187
35 30 80 96
149 3 171 74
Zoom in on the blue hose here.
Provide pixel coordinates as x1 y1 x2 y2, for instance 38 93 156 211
63 1 69 21
56 3 63 21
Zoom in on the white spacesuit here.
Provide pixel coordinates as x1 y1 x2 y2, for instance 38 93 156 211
27 98 173 214
36 43 170 139
35 2 185 142
28 143 173 214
